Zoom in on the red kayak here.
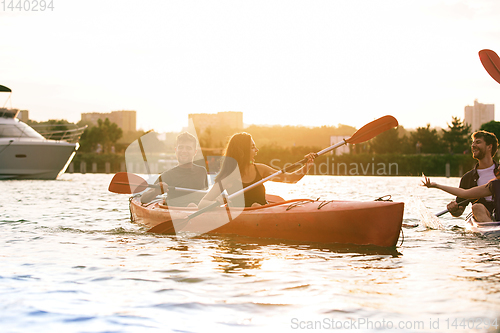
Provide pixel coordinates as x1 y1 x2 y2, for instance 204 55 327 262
130 196 404 247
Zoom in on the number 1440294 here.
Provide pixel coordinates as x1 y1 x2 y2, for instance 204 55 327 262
445 318 498 330
2 0 54 11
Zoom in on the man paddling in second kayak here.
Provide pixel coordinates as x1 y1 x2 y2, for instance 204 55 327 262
446 131 499 220
422 166 500 222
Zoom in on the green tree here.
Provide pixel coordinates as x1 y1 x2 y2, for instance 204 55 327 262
399 135 414 154
441 116 471 154
370 127 401 154
79 118 123 153
27 119 71 141
79 126 100 153
410 124 444 154
98 118 123 153
479 121 500 142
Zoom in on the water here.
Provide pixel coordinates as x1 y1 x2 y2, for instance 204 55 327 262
1 174 500 332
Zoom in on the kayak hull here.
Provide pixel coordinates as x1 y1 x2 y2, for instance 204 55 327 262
465 216 500 236
130 197 404 247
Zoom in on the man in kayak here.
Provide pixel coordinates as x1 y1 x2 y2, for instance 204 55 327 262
422 166 500 221
446 130 498 220
140 132 208 206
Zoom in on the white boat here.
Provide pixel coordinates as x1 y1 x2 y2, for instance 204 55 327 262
0 85 85 180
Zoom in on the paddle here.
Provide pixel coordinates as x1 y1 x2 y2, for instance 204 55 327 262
108 172 208 195
479 49 500 85
147 115 399 234
435 199 472 217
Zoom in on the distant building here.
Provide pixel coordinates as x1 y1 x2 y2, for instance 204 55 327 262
81 110 136 132
1 108 28 122
16 110 29 122
464 100 494 132
188 111 243 132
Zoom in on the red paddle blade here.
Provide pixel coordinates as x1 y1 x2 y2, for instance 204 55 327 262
347 115 398 144
108 172 149 194
479 49 500 85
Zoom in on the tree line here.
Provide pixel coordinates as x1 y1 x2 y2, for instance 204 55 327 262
371 118 500 155
370 117 470 154
197 123 357 149
30 116 500 157
29 118 127 153
78 118 123 153
197 116 500 155
28 115 500 176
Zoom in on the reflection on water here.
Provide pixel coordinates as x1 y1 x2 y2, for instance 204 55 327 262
202 235 403 275
1 174 500 332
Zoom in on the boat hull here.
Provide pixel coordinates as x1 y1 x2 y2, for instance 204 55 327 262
0 139 77 180
130 198 404 247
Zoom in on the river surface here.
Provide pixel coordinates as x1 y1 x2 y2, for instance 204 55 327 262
1 174 500 332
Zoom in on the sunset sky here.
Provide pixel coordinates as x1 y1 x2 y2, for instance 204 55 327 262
1 0 500 133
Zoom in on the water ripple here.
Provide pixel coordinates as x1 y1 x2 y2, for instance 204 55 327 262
1 174 500 332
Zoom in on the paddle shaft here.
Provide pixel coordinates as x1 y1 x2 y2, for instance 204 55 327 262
435 199 472 217
137 136 151 175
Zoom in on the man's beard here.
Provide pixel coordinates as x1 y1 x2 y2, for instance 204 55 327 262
473 149 486 160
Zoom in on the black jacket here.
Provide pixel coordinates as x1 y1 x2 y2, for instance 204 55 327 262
457 160 499 213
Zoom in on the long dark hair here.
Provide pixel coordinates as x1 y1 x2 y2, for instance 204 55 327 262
215 132 252 183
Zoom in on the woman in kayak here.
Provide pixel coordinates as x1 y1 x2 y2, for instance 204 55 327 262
199 132 317 208
422 170 500 222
